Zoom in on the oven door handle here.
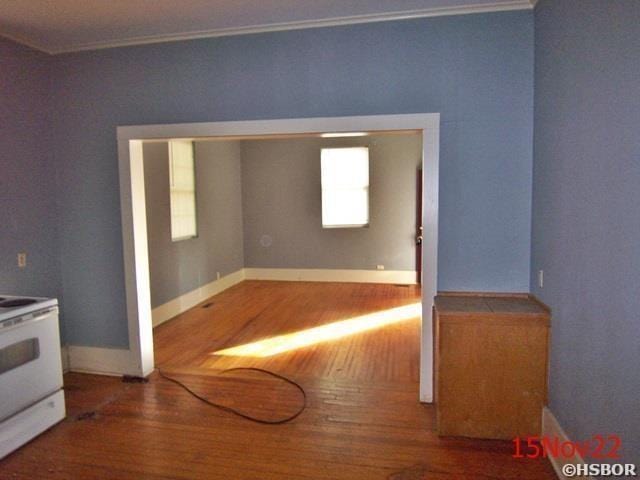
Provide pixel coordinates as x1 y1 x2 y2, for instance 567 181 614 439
30 309 56 322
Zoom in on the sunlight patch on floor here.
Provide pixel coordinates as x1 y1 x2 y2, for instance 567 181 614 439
212 302 421 357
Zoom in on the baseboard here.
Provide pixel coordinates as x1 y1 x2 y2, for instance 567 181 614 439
244 268 417 284
542 407 594 480
66 267 411 377
67 345 134 377
151 268 415 327
151 268 246 327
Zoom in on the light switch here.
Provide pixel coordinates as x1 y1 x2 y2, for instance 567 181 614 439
18 253 27 268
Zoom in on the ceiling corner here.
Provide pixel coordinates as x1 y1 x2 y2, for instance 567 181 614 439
1 32 53 55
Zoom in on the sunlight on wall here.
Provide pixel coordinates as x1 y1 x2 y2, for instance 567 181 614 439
212 302 421 357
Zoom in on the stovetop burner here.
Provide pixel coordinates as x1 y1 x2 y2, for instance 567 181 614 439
0 298 38 308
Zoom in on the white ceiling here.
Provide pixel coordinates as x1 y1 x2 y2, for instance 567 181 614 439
0 0 534 54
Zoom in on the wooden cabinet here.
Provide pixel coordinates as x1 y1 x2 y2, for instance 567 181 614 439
434 293 550 440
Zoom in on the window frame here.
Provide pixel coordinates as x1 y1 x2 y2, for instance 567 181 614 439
320 146 370 229
168 140 198 242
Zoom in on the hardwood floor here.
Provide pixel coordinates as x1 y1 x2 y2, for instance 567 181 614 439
0 281 556 479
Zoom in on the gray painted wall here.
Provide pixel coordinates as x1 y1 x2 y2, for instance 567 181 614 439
532 0 639 463
0 38 64 336
143 140 244 308
242 134 421 271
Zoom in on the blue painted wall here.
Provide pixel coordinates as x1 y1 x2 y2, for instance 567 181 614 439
0 38 63 335
532 0 640 462
42 10 533 347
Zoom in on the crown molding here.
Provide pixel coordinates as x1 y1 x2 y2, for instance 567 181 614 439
3 1 533 55
0 31 50 54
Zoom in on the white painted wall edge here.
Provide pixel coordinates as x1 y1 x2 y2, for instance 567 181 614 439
66 346 137 377
118 113 439 142
244 268 417 284
60 345 69 373
120 139 155 378
151 269 246 327
542 407 594 480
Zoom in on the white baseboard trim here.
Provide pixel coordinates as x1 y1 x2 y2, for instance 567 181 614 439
244 268 418 284
542 407 594 480
151 268 246 327
67 346 135 377
64 267 413 377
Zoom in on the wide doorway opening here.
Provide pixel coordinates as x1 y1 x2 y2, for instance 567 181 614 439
117 114 439 402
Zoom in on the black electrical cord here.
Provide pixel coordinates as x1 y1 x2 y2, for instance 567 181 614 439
157 367 306 425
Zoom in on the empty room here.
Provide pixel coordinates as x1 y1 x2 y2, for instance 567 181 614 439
143 132 424 386
1 1 638 479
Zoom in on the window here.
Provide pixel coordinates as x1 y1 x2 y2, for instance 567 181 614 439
321 147 369 228
168 140 197 241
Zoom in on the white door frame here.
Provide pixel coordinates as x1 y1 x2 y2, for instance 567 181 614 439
117 113 439 402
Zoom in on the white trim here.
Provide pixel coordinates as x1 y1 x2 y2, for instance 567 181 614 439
542 407 594 480
0 32 51 54
118 114 439 141
118 113 439 401
419 122 439 403
152 268 414 329
16 1 533 54
120 140 155 377
244 268 417 285
67 346 135 377
152 269 245 327
60 345 69 373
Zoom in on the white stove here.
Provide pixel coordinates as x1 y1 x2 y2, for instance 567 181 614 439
0 295 58 323
0 295 66 459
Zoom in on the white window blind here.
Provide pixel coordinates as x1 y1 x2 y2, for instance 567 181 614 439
321 147 370 228
169 140 197 241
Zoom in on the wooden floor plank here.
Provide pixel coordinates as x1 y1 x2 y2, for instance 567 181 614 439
0 281 556 479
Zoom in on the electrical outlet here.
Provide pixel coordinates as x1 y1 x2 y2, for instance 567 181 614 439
376 265 385 271
538 270 544 288
216 272 221 280
17 253 27 268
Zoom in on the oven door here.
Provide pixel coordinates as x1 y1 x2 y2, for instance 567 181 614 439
0 307 63 422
